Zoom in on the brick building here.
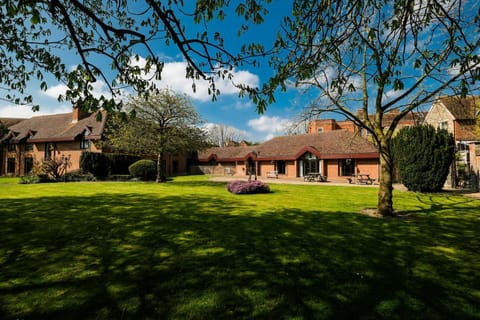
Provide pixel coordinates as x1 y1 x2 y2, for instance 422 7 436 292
424 96 480 179
1 108 107 176
198 130 379 183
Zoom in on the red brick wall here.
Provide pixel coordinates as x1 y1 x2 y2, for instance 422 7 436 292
355 159 379 179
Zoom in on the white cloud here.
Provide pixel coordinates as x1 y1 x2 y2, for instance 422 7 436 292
42 80 112 100
0 104 71 118
247 115 292 141
44 84 68 99
382 89 405 103
129 57 260 101
234 100 253 110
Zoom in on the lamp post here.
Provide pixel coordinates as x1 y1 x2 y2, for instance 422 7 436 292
252 150 258 181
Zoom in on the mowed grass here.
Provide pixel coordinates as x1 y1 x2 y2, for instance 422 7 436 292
0 176 479 319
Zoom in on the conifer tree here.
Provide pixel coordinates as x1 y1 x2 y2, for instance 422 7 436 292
391 125 455 192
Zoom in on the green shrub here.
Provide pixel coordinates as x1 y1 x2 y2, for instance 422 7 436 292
391 125 455 192
106 154 141 175
19 173 51 184
64 170 95 182
80 152 109 177
128 159 157 181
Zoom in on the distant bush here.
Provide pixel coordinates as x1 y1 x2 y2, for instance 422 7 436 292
80 152 141 177
391 125 455 192
129 159 157 181
80 152 109 177
64 170 95 182
226 180 270 194
106 154 141 175
19 173 50 184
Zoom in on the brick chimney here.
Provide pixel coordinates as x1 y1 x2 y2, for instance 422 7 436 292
72 106 90 123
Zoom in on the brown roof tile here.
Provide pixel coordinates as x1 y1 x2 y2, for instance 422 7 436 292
256 130 378 160
438 96 480 120
6 111 107 143
0 118 26 127
199 130 378 162
198 145 257 162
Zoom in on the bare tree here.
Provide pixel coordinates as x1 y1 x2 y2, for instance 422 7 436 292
205 123 248 147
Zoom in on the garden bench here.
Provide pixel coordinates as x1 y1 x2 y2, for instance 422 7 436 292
267 171 278 178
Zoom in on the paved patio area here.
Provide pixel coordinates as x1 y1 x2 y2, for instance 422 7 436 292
208 175 480 198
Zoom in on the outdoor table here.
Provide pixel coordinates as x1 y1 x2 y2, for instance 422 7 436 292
304 173 327 182
355 174 374 184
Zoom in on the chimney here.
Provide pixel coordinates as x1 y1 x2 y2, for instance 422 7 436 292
72 106 90 123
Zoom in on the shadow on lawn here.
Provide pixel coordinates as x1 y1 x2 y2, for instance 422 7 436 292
0 192 479 319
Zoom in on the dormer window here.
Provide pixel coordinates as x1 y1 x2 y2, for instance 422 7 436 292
80 131 90 149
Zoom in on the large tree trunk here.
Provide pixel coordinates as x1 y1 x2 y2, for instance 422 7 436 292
377 140 395 217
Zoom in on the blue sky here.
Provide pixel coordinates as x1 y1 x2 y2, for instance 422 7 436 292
3 2 476 142
0 3 309 143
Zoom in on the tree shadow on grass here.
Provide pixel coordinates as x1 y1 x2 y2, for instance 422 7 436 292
0 193 479 319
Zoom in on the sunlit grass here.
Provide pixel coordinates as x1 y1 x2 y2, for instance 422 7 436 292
0 176 20 185
0 175 479 319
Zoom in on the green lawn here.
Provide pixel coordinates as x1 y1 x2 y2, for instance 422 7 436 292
0 176 479 319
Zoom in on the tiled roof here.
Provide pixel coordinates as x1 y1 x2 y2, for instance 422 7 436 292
0 118 26 127
455 122 479 141
382 111 427 124
438 96 479 120
199 130 378 162
5 111 107 143
356 109 426 125
198 145 257 162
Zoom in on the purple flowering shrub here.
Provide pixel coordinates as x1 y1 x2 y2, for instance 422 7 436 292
226 180 271 194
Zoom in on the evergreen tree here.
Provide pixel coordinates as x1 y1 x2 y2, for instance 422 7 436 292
392 125 455 192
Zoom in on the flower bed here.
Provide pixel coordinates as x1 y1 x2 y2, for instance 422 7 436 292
226 180 270 194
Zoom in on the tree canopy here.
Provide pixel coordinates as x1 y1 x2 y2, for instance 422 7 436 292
0 0 272 111
104 89 208 182
0 121 8 138
251 0 480 216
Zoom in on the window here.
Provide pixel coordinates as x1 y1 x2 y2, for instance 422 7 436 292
439 121 448 130
45 143 54 160
300 152 319 175
24 143 34 151
7 158 15 174
7 144 16 152
24 157 33 175
456 142 468 152
317 128 324 133
341 159 355 176
80 133 90 149
276 160 286 174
